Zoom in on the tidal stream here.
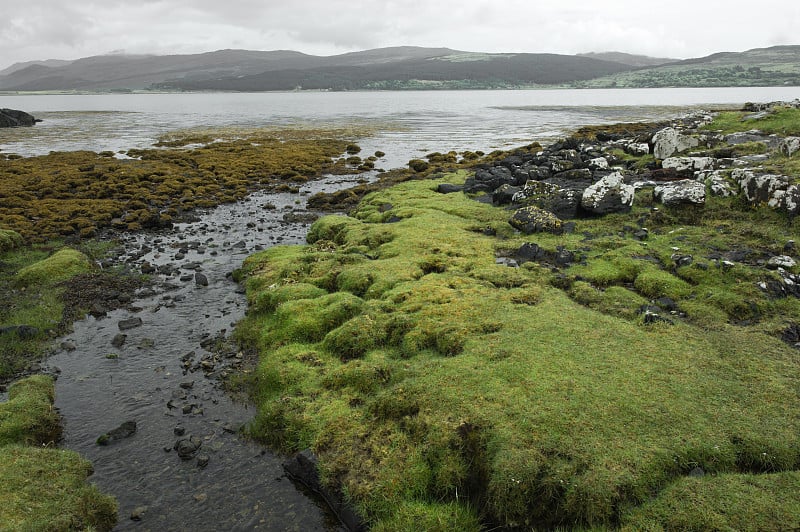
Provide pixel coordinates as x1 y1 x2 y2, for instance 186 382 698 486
47 174 367 531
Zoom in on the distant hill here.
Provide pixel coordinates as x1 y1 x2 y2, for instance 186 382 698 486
575 45 800 88
1 45 797 92
0 47 633 91
577 51 675 68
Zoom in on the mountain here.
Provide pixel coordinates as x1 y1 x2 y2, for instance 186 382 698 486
1 45 797 92
0 47 633 91
577 51 675 67
575 45 800 88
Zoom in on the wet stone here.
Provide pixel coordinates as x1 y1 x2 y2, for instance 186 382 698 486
111 334 127 347
118 317 143 330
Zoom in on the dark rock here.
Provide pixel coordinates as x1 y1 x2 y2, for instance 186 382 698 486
492 184 521 205
195 272 209 286
174 425 186 436
0 108 38 127
512 180 582 219
437 183 463 194
196 454 210 468
118 317 143 330
174 436 202 460
782 324 800 348
671 254 694 268
464 166 515 193
633 228 649 241
515 243 547 263
15 325 40 340
97 421 137 445
141 261 156 274
688 466 705 477
553 168 593 181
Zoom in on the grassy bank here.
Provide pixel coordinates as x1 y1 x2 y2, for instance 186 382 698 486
0 375 118 529
237 133 800 529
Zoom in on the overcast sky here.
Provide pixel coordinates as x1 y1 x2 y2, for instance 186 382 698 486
2 0 798 70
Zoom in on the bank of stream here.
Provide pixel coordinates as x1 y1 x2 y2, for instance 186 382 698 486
46 173 370 530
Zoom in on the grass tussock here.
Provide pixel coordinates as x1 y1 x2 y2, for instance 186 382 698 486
237 172 800 530
0 376 118 530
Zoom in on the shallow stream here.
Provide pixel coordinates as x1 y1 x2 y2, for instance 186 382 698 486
47 174 367 531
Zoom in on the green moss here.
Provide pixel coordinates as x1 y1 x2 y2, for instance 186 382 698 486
702 107 800 136
15 248 92 287
238 172 800 529
633 268 693 300
371 500 481 532
621 471 800 531
0 446 118 531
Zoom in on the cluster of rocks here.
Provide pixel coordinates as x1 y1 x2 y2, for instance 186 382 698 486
0 108 38 128
441 105 800 240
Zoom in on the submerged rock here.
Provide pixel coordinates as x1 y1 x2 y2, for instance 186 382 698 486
97 421 137 445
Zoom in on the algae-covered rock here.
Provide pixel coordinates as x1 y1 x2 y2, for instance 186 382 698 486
509 206 563 235
15 248 92 287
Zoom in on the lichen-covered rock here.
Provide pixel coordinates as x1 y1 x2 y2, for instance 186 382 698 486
661 156 715 173
512 180 582 219
581 172 635 215
700 171 737 197
508 206 563 235
779 136 800 157
588 157 610 170
624 142 650 156
652 127 700 159
653 180 706 206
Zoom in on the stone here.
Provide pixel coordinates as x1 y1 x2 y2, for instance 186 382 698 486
0 108 37 127
111 334 127 347
733 170 798 213
508 206 563 235
653 180 706 206
652 127 699 159
767 256 797 270
118 317 143 330
492 184 521 205
196 454 210 468
581 172 635 215
130 506 147 521
96 421 137 445
140 261 156 274
436 183 463 194
779 136 800 157
174 436 202 460
625 142 650 156
661 156 715 173
587 157 610 170
195 272 209 286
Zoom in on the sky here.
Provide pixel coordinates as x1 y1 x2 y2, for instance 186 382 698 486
2 0 799 70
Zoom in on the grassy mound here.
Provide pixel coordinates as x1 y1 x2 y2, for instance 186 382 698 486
0 376 118 530
15 248 91 287
237 173 800 529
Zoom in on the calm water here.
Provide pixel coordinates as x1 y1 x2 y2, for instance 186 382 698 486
2 87 799 168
